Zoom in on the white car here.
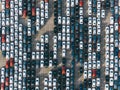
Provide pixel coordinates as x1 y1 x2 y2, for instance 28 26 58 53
40 60 44 68
1 75 5 83
84 62 88 70
84 70 87 79
66 17 70 25
36 52 40 59
66 42 70 49
88 60 92 69
105 59 109 67
45 10 48 18
19 7 22 15
1 67 5 75
58 33 61 40
96 78 100 86
32 52 36 60
109 78 114 86
41 18 44 25
53 78 57 86
79 41 83 49
110 44 114 51
53 51 57 59
97 61 100 69
36 43 40 51
110 60 114 69
105 84 109 90
105 67 109 75
97 9 101 18
97 43 100 51
88 6 92 15
109 25 114 33
115 39 118 47
110 69 114 77
53 36 57 43
36 8 40 16
92 79 96 87
10 17 14 25
62 17 66 25
114 22 118 31
66 34 70 41
105 43 109 51
88 26 92 35
41 9 44 18
35 77 40 86
110 34 114 43
105 51 109 59
62 49 66 57
92 60 96 69
44 78 48 86
66 8 70 16
88 70 92 78
40 1 44 9
92 52 96 61
93 26 96 35
101 9 105 18
62 42 66 49
48 78 52 87
88 17 92 25
71 0 74 7
79 16 83 24
66 78 70 86
115 6 118 14
97 1 101 9
40 35 44 43
88 52 92 61
62 25 66 33
105 35 109 43
48 71 52 79
79 7 83 15
114 73 118 80
49 60 53 67
58 16 61 24
110 16 114 25
40 51 44 59
110 52 114 60
40 43 44 51
62 33 66 41
6 18 10 26
93 17 96 26
66 0 70 7
105 26 109 34
114 63 118 72
45 3 48 10
23 70 26 77
66 69 70 77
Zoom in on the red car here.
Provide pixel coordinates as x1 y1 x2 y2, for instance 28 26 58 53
79 0 83 7
1 83 5 90
10 58 14 67
32 7 36 16
45 0 49 3
22 9 27 18
118 50 120 58
6 0 10 8
1 35 5 43
118 25 120 33
5 60 9 69
92 69 96 78
118 16 120 24
5 78 9 86
62 66 66 75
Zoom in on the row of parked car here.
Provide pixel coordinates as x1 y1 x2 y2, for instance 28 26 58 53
0 0 50 90
104 14 120 90
81 0 102 90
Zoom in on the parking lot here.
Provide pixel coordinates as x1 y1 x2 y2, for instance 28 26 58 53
0 0 120 90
